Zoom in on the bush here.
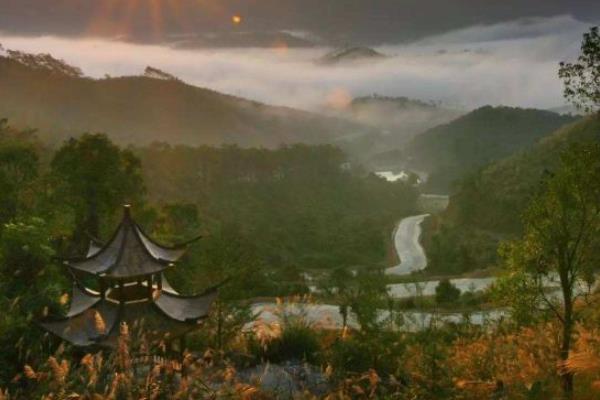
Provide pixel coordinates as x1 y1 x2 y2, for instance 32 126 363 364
435 279 461 304
251 322 322 364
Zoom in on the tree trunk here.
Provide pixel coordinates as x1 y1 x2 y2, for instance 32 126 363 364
560 280 574 399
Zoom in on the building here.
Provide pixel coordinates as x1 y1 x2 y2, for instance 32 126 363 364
41 205 219 349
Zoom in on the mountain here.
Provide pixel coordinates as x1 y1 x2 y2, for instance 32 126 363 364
400 106 577 193
329 95 464 164
0 53 371 148
318 47 386 65
547 105 585 116
447 115 600 234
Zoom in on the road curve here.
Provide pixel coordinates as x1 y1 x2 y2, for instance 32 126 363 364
385 214 430 276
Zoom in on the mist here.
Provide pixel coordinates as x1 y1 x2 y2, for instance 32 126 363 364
0 15 596 111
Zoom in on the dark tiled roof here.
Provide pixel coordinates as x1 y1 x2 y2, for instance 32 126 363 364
67 206 196 279
66 283 101 318
40 300 119 347
154 289 218 322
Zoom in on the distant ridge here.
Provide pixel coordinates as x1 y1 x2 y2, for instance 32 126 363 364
0 49 373 148
401 106 578 192
318 47 387 65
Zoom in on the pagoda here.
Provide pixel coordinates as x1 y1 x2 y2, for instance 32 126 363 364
41 205 218 349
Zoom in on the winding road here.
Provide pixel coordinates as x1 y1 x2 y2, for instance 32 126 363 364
386 214 430 276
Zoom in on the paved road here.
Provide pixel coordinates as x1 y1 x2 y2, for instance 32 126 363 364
385 214 430 276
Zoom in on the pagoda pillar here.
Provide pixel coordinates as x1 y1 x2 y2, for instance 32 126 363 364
118 281 125 309
147 276 153 299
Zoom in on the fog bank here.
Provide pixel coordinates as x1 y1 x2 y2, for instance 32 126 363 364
0 15 596 111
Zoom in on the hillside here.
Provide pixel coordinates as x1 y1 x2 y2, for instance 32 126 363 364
347 96 462 136
329 96 463 166
423 115 600 275
447 115 600 234
402 106 577 193
0 55 370 148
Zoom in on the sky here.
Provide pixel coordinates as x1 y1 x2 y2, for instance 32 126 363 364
1 0 600 45
1 14 596 111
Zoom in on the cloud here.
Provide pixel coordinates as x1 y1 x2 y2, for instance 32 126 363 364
0 15 596 111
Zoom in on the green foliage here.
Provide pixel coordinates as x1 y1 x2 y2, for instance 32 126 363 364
404 106 576 193
559 26 600 114
495 143 600 397
0 119 40 226
435 279 461 305
434 115 600 274
188 299 256 353
137 143 417 277
349 268 390 332
50 133 145 244
256 321 322 364
0 217 66 387
424 216 500 275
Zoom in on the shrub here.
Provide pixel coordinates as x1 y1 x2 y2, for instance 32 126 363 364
435 279 461 305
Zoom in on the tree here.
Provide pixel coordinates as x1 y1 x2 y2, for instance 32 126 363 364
559 26 600 114
435 279 461 305
498 143 600 399
0 119 40 226
321 267 354 331
0 218 66 386
50 134 145 244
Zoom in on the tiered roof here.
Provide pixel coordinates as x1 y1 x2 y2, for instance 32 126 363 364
66 205 192 279
41 205 218 348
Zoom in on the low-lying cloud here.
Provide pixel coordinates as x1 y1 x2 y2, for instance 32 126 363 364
0 15 596 112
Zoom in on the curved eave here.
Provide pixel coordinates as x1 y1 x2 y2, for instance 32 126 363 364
153 289 218 323
66 283 102 318
40 301 119 347
134 224 199 263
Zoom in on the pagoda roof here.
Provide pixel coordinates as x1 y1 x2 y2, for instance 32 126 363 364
40 300 119 347
41 280 218 348
66 205 199 279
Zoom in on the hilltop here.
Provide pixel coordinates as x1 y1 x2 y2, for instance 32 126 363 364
422 115 600 275
448 115 600 233
401 106 577 192
318 47 387 65
331 95 463 163
0 51 371 148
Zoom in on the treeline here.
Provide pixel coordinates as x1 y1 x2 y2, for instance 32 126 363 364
405 106 577 193
424 115 600 275
134 143 417 284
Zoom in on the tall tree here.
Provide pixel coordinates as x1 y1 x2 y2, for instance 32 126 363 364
0 119 39 226
50 134 145 244
559 26 600 114
499 143 600 399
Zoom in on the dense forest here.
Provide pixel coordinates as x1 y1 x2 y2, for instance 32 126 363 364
403 106 577 193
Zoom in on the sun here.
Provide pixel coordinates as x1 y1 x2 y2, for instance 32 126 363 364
232 15 242 25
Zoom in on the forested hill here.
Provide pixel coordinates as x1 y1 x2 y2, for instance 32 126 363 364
447 115 600 234
421 115 600 276
0 55 370 147
403 106 577 192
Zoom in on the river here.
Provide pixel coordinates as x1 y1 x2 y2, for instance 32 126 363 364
248 192 506 331
386 214 430 276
